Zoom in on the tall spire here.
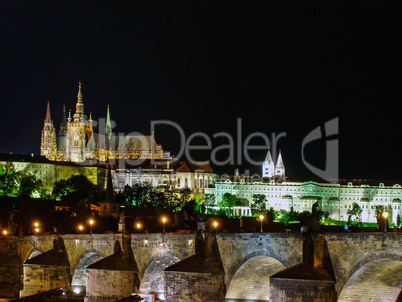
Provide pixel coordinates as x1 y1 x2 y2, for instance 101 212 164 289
73 82 85 121
105 104 112 138
45 101 52 122
104 162 115 203
264 150 274 164
58 105 67 136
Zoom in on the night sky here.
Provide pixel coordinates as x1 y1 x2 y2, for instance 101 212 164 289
0 0 400 180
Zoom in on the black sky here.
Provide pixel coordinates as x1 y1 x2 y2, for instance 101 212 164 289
0 0 400 180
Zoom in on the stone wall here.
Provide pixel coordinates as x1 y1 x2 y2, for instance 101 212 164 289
324 233 402 294
269 278 336 302
165 272 225 302
20 264 71 297
216 233 303 286
85 269 137 302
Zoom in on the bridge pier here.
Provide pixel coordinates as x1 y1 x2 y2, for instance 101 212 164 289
269 233 337 302
164 232 225 302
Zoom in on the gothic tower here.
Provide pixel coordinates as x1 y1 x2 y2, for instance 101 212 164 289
40 101 57 160
65 82 93 162
275 150 286 177
262 150 275 177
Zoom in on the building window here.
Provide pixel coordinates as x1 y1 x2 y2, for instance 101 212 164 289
185 178 188 187
177 178 181 187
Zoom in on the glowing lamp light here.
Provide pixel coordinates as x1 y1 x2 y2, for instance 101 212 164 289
161 217 167 223
383 212 389 218
78 225 84 231
34 222 39 228
73 287 81 295
2 230 8 236
213 221 218 228
35 228 40 234
259 214 265 221
136 223 141 230
88 219 94 226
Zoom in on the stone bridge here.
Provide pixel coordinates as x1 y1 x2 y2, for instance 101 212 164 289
0 232 400 301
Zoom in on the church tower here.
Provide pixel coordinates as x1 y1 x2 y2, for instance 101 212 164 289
40 101 57 160
262 150 275 177
275 151 286 177
65 82 93 162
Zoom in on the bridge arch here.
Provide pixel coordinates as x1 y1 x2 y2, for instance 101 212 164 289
225 249 287 287
71 249 105 295
225 253 286 302
337 251 402 301
139 253 181 301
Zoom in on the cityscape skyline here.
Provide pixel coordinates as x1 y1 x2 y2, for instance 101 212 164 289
0 0 400 180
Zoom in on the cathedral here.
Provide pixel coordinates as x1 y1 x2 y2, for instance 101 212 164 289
40 83 171 162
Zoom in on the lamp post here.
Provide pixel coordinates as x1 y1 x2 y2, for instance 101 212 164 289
2 230 7 236
162 217 167 234
78 224 84 232
136 223 142 232
259 214 265 233
88 219 94 235
382 211 389 233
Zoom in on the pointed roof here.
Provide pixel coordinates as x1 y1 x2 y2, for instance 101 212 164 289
276 151 285 168
264 150 274 164
105 104 112 137
87 240 138 272
104 162 115 203
73 82 86 121
45 101 52 122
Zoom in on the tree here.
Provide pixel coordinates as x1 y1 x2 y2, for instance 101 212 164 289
122 184 152 207
18 172 42 198
397 213 401 228
347 202 362 226
218 193 240 216
250 194 267 216
0 162 19 197
53 175 98 202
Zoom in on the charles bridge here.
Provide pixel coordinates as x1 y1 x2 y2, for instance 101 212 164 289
0 231 401 301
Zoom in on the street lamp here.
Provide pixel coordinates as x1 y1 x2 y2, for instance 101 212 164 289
88 219 94 235
136 222 142 231
382 211 389 233
259 214 265 233
161 217 167 234
212 221 218 233
78 224 84 232
2 230 8 236
33 222 40 235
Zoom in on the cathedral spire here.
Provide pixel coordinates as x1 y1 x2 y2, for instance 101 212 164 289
45 101 52 122
105 104 112 138
73 82 85 121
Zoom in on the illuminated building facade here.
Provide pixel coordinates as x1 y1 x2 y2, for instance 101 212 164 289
41 83 171 162
0 154 107 196
112 160 216 194
209 177 402 224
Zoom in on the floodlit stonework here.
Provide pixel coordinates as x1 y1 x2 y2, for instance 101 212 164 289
210 177 402 224
40 83 171 163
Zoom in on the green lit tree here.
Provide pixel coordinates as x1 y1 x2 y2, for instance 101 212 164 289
0 162 19 197
347 202 362 226
250 194 267 216
53 175 98 202
122 183 152 207
218 193 240 216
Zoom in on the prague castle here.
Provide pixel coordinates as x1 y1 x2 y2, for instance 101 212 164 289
40 83 171 162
